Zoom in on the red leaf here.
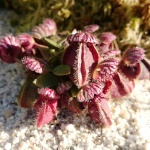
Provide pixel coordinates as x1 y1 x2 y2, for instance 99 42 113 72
34 88 60 127
63 32 99 88
110 73 135 99
122 47 144 66
138 58 150 80
93 58 118 82
77 82 104 102
119 63 141 80
88 94 112 127
34 100 58 128
56 81 73 94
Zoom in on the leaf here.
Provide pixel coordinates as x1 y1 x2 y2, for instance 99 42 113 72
18 76 38 108
52 64 71 76
88 94 112 127
34 99 58 128
43 37 61 50
138 58 150 80
77 83 104 102
33 73 61 88
48 52 62 70
71 85 79 98
110 73 135 99
37 44 51 61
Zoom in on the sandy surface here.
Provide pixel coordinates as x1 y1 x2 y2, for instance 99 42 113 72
0 9 150 150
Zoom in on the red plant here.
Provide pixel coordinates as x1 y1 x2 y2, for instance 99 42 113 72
0 19 149 128
34 88 60 128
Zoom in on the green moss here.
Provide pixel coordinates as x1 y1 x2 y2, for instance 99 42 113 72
2 0 150 58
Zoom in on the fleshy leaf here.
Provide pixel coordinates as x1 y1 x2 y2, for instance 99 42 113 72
83 24 99 33
122 47 145 66
37 44 51 61
63 33 99 88
34 100 58 128
22 56 46 74
43 37 61 50
77 83 104 102
71 85 80 98
67 32 99 44
99 32 116 53
34 88 60 127
33 73 61 88
56 81 73 94
138 58 150 80
18 76 38 108
119 63 141 80
17 33 35 53
93 58 118 82
48 52 62 70
110 73 135 99
0 34 22 63
37 88 60 101
52 64 71 76
100 50 120 61
32 18 57 39
88 94 112 127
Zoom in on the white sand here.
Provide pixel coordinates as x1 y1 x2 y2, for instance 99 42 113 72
0 9 150 150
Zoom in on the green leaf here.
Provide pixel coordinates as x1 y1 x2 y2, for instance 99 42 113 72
71 85 79 98
18 76 38 108
37 44 51 61
33 73 60 88
52 64 71 76
43 37 61 50
48 53 62 71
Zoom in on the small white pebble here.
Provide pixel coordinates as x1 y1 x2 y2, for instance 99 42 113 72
120 111 130 120
0 132 9 140
128 135 136 141
32 145 41 150
18 141 29 150
13 137 20 144
4 143 11 150
17 132 22 137
79 126 85 131
53 145 58 149
116 118 123 124
115 107 121 114
21 127 27 134
145 143 150 150
57 130 63 136
129 143 136 148
30 137 35 143
40 141 50 150
65 124 76 132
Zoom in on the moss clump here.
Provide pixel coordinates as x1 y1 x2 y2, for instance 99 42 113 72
2 0 150 58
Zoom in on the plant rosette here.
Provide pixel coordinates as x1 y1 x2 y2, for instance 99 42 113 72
0 18 149 128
